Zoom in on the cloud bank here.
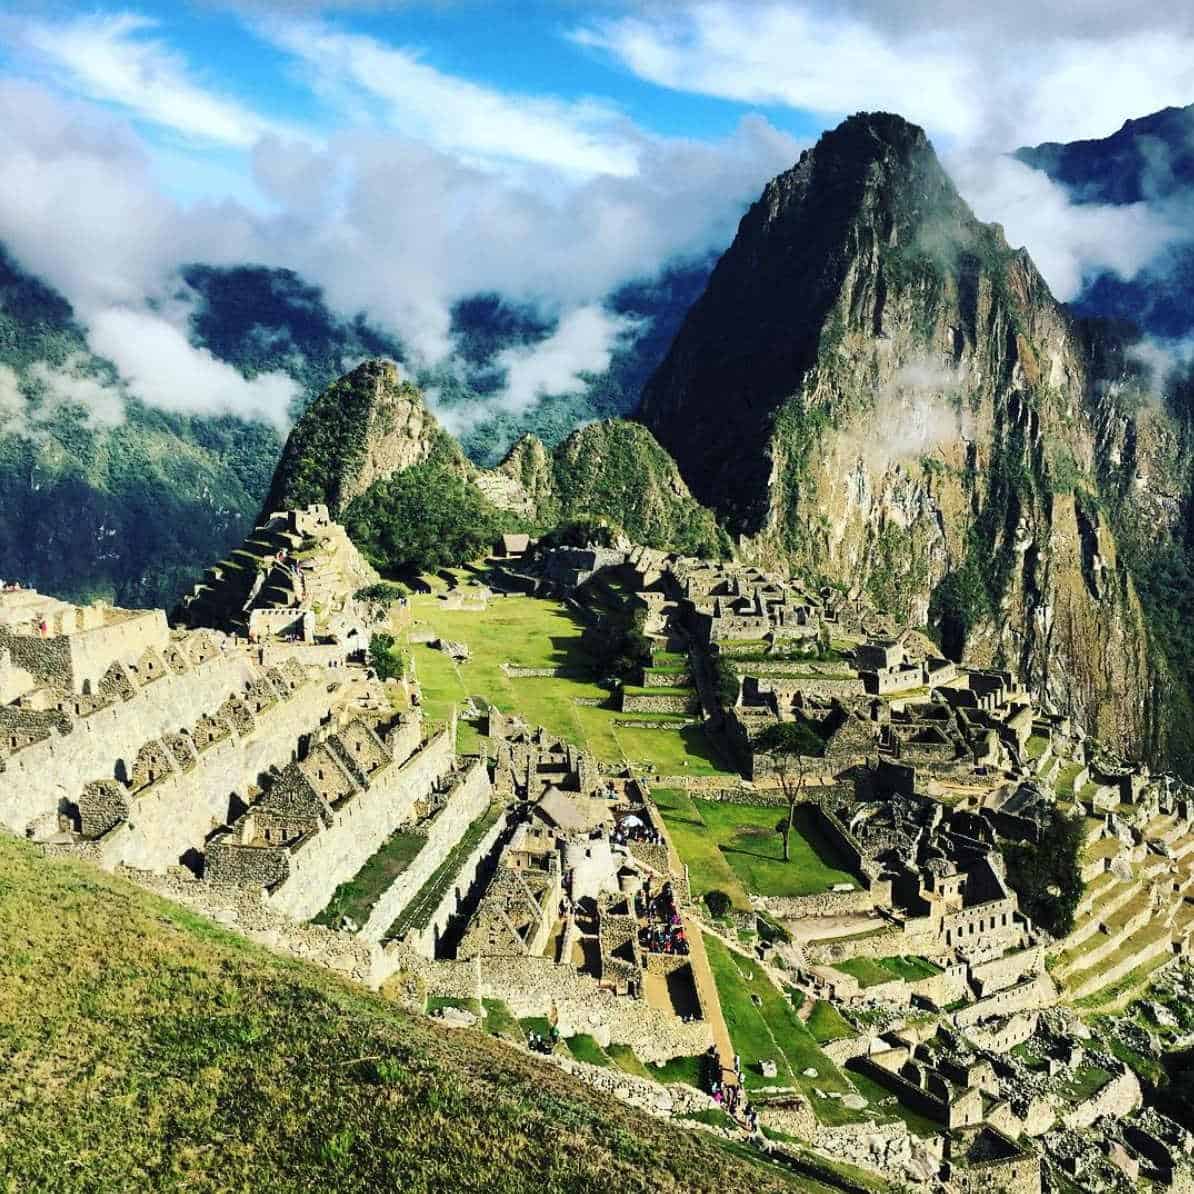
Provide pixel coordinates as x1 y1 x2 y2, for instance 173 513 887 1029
1 3 1193 439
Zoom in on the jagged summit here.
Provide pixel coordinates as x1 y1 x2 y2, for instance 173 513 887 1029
638 110 1026 531
264 359 463 517
638 110 1154 762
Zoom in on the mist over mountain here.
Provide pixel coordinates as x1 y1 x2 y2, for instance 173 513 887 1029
1017 103 1194 340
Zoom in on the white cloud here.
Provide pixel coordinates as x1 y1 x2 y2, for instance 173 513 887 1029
87 307 299 428
576 2 1194 151
28 359 125 429
260 19 639 177
495 306 640 416
946 153 1182 302
20 12 305 148
0 365 25 434
575 4 980 140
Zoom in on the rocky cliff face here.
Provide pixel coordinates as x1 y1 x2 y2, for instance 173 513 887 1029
264 360 461 517
640 112 1154 758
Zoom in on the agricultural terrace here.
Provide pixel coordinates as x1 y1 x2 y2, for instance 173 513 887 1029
402 588 735 777
651 790 860 910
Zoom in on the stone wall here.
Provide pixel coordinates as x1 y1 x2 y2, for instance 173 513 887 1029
969 948 1044 998
472 954 712 1063
127 865 385 985
755 879 890 921
402 807 510 959
1060 1066 1142 1130
953 972 1057 1028
1 650 255 834
268 728 456 922
67 610 170 692
621 692 697 715
359 760 491 943
962 1012 1038 1054
95 677 338 872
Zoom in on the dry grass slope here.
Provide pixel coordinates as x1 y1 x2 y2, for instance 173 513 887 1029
0 836 809 1193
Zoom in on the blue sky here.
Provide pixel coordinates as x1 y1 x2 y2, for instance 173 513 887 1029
0 1 1191 425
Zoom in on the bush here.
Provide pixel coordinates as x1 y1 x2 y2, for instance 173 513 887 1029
369 633 405 682
354 581 407 605
1002 808 1084 937
704 890 732 919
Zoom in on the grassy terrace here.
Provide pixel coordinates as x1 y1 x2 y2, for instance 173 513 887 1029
831 956 941 988
385 803 504 939
703 934 863 1124
312 830 427 928
653 790 858 909
0 836 810 1193
806 1000 855 1044
407 591 733 777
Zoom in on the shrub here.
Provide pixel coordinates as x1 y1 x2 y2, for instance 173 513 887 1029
1002 808 1084 937
369 633 405 682
704 890 732 919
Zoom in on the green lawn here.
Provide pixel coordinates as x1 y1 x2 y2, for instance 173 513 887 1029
408 593 733 777
832 955 941 990
806 1000 855 1044
481 998 521 1040
652 789 752 909
1026 735 1050 761
605 1043 656 1081
312 830 428 928
877 956 942 982
565 1034 611 1067
703 934 862 1123
653 792 857 904
831 958 899 989
648 1054 708 1087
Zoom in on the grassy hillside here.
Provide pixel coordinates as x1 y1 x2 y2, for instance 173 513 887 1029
0 835 806 1193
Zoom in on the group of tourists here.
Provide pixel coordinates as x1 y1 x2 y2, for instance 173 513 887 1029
612 818 662 847
527 1025 558 1054
636 880 689 956
705 1047 760 1134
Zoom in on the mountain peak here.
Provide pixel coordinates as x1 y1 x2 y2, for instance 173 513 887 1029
263 358 460 517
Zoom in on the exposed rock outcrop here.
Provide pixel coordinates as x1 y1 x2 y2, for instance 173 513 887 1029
265 359 463 516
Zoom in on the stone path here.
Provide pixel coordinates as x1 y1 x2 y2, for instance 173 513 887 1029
683 913 739 1089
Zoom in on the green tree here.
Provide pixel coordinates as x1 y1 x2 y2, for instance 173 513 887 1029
583 608 651 682
368 633 405 682
1002 808 1084 937
344 461 513 575
754 721 825 863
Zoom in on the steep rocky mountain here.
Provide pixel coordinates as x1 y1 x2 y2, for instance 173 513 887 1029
260 358 725 561
640 112 1159 763
480 420 729 558
263 359 463 517
1017 104 1194 339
